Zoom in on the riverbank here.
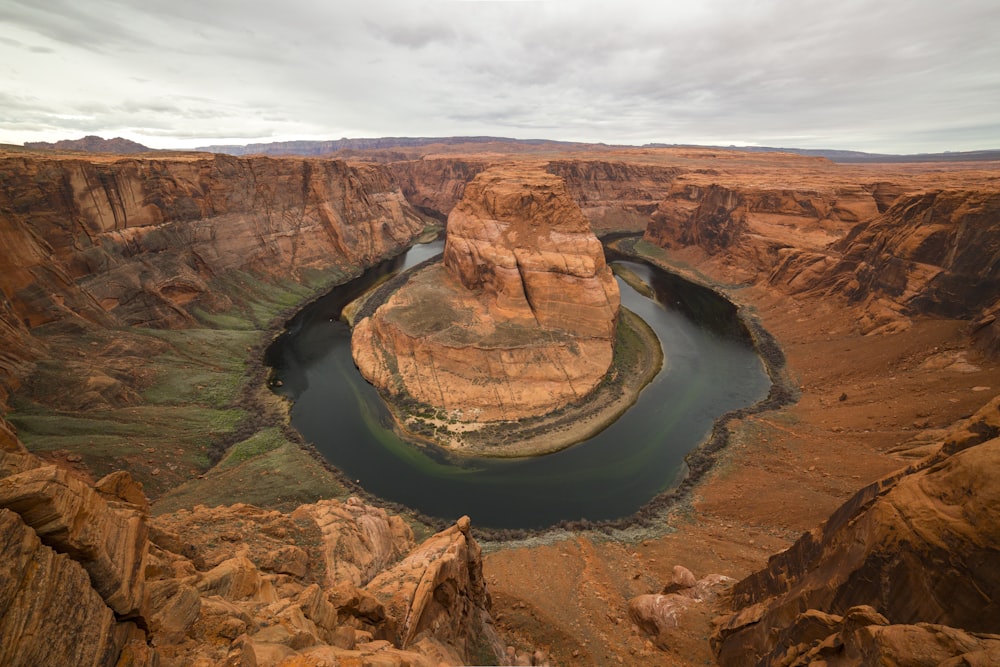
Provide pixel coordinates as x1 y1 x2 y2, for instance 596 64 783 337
389 304 663 457
482 239 1000 665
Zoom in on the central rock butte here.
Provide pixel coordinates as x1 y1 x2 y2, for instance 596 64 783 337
351 166 621 427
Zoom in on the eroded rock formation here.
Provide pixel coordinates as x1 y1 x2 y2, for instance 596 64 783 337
712 396 1000 666
771 189 1000 335
0 152 427 406
0 415 501 666
353 166 620 424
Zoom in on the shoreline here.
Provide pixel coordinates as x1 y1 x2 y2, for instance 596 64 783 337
245 234 797 540
386 305 664 458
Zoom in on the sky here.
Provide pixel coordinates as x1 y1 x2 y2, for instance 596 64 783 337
1 0 999 154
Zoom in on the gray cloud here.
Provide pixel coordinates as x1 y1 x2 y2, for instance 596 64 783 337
1 0 998 152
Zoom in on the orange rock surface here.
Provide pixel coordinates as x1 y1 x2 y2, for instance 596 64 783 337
352 166 620 424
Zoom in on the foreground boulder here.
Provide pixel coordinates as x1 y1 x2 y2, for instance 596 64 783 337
352 165 620 424
0 416 502 666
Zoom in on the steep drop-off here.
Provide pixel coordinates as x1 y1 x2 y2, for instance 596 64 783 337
3 144 1000 665
0 414 502 666
713 397 1000 666
0 152 427 406
770 189 1000 336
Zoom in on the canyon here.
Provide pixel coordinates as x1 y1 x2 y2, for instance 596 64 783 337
1 140 999 665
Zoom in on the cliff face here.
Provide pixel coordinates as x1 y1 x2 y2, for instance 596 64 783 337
352 166 620 425
388 158 492 220
770 189 1000 335
0 415 501 666
545 160 683 233
388 157 684 234
713 397 1000 666
643 181 881 280
0 153 427 405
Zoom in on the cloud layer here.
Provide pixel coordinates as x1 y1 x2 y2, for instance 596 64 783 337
2 0 998 152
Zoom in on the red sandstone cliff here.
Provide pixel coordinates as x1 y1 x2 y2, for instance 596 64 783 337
769 189 1000 336
713 397 1000 665
0 153 428 406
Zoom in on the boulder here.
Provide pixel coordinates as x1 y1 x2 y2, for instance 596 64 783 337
0 464 148 617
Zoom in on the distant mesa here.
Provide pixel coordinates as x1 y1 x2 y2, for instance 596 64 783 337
23 135 151 154
352 165 621 431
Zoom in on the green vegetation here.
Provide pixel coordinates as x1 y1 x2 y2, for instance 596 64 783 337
6 261 364 506
217 427 287 468
153 442 348 515
611 263 655 299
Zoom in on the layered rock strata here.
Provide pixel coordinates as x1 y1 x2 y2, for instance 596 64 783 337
712 396 1000 666
771 189 1000 335
0 152 427 406
0 415 501 666
352 166 620 424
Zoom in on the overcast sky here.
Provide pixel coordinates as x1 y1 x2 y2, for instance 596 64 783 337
2 0 998 153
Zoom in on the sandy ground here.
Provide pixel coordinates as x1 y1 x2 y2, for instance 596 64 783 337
483 253 1000 665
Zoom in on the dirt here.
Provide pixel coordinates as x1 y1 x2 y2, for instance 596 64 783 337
482 249 1000 665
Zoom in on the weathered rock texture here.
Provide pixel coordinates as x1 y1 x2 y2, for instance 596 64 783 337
628 566 733 650
0 415 501 666
771 189 1000 336
390 157 685 233
644 181 880 279
547 159 684 232
0 153 427 406
712 396 1000 666
352 166 620 423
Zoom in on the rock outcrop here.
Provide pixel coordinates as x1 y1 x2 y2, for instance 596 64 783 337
0 415 501 666
712 396 1000 666
644 181 880 279
628 566 733 650
771 189 1000 335
0 152 427 406
352 166 620 424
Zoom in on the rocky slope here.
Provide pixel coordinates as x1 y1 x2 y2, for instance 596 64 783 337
0 414 502 666
0 151 427 406
643 181 881 281
712 396 1000 666
352 166 620 427
770 189 1000 337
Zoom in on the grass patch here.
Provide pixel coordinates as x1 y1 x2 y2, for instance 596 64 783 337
138 329 259 407
7 404 241 496
217 427 286 469
152 442 349 515
5 248 420 509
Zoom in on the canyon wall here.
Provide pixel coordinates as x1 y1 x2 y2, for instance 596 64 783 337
388 157 684 233
643 181 881 280
0 153 428 405
770 189 1000 336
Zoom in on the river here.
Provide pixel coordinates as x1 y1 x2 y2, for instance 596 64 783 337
265 239 770 529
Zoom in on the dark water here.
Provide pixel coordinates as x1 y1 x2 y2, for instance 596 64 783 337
265 241 770 529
